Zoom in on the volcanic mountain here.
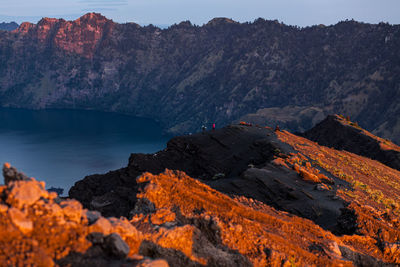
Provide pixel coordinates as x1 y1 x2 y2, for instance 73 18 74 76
0 13 400 142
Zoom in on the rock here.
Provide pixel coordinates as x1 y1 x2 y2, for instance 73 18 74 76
8 207 33 234
132 198 156 215
136 259 169 267
327 241 342 256
315 183 330 191
0 204 8 213
317 173 334 184
212 173 225 180
6 180 45 208
85 210 101 225
3 163 31 184
299 169 321 183
103 233 130 259
108 217 140 237
87 232 105 245
150 209 176 225
89 217 113 234
384 242 400 255
271 158 289 168
60 199 83 223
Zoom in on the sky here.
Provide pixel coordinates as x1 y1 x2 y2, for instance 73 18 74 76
1 0 399 27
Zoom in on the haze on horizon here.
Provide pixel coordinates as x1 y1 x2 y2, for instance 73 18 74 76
1 0 399 27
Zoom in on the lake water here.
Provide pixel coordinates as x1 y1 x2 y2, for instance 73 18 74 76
0 108 170 194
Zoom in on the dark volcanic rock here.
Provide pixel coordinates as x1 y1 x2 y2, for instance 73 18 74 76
70 124 349 233
303 114 400 171
70 124 283 217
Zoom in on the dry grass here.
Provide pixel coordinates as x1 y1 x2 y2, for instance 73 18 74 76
277 130 400 214
137 170 352 266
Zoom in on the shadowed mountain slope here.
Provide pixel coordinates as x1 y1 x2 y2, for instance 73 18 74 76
303 114 400 171
0 13 400 142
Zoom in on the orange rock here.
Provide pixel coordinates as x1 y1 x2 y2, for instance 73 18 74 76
60 199 83 223
150 208 176 225
299 169 321 183
89 217 113 235
272 158 290 169
6 180 45 208
8 207 33 234
317 173 334 184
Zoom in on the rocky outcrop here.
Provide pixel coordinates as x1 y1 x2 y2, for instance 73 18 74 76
5 114 400 265
303 114 400 171
70 121 400 241
69 120 400 265
0 14 400 142
12 13 113 57
5 163 400 266
73 124 345 225
0 163 170 267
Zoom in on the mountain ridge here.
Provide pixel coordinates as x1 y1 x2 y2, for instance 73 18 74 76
0 21 18 31
67 115 400 265
1 13 400 142
2 114 400 265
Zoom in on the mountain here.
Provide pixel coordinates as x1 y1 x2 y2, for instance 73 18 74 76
3 116 400 265
0 21 18 31
0 13 400 142
304 114 400 171
67 115 400 265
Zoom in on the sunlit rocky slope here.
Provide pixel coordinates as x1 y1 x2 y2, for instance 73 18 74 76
2 116 400 265
0 13 400 141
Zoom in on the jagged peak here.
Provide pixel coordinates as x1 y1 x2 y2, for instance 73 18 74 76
13 22 34 33
37 17 61 26
75 12 111 23
206 17 239 26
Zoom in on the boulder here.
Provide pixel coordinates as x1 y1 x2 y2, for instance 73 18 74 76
6 180 45 208
103 233 130 259
8 207 33 234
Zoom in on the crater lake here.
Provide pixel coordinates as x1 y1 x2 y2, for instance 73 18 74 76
0 108 170 194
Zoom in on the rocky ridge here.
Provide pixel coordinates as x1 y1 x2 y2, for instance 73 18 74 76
0 22 19 31
303 114 400 171
68 117 400 265
3 162 399 266
0 14 400 142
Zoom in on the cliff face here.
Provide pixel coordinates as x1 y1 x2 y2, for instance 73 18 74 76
13 14 113 57
1 13 400 142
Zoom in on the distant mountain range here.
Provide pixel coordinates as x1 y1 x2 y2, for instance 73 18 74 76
0 13 399 142
0 21 18 31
